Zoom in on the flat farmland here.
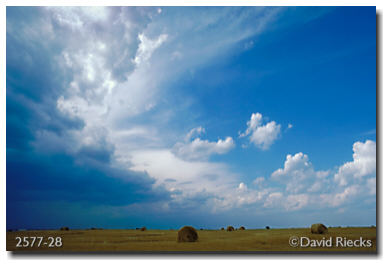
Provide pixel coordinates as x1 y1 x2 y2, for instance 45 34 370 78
6 227 376 252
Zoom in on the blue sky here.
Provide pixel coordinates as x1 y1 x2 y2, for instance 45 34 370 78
7 6 376 230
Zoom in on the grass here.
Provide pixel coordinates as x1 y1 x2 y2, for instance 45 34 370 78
6 227 376 252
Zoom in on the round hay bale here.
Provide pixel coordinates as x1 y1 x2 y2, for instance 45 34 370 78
266 226 270 230
60 227 69 231
311 223 328 234
226 226 234 231
140 226 147 231
220 227 224 230
177 226 198 242
239 226 245 230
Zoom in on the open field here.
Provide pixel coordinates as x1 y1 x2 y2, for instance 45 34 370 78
6 227 376 252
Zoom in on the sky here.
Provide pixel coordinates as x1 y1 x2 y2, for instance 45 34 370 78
6 6 376 230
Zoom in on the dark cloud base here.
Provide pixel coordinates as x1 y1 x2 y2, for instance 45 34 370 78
6 149 171 229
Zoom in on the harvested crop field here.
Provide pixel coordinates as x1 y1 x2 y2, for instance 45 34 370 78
6 227 376 252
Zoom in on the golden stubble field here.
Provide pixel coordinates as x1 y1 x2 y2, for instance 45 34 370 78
6 227 376 252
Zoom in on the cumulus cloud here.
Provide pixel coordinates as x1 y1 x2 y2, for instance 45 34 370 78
239 113 281 150
271 152 330 194
334 140 376 186
239 141 374 211
172 127 235 161
263 140 376 209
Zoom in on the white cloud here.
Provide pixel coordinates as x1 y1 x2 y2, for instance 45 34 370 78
261 140 376 210
271 152 330 194
185 126 205 142
264 192 283 208
240 113 281 150
173 136 235 161
319 185 360 207
46 7 109 30
172 127 235 161
334 140 376 186
129 149 235 187
253 176 265 186
284 194 309 211
133 33 168 66
129 139 375 212
239 113 262 137
129 148 239 210
250 121 281 150
221 182 267 208
272 153 311 179
238 182 248 191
